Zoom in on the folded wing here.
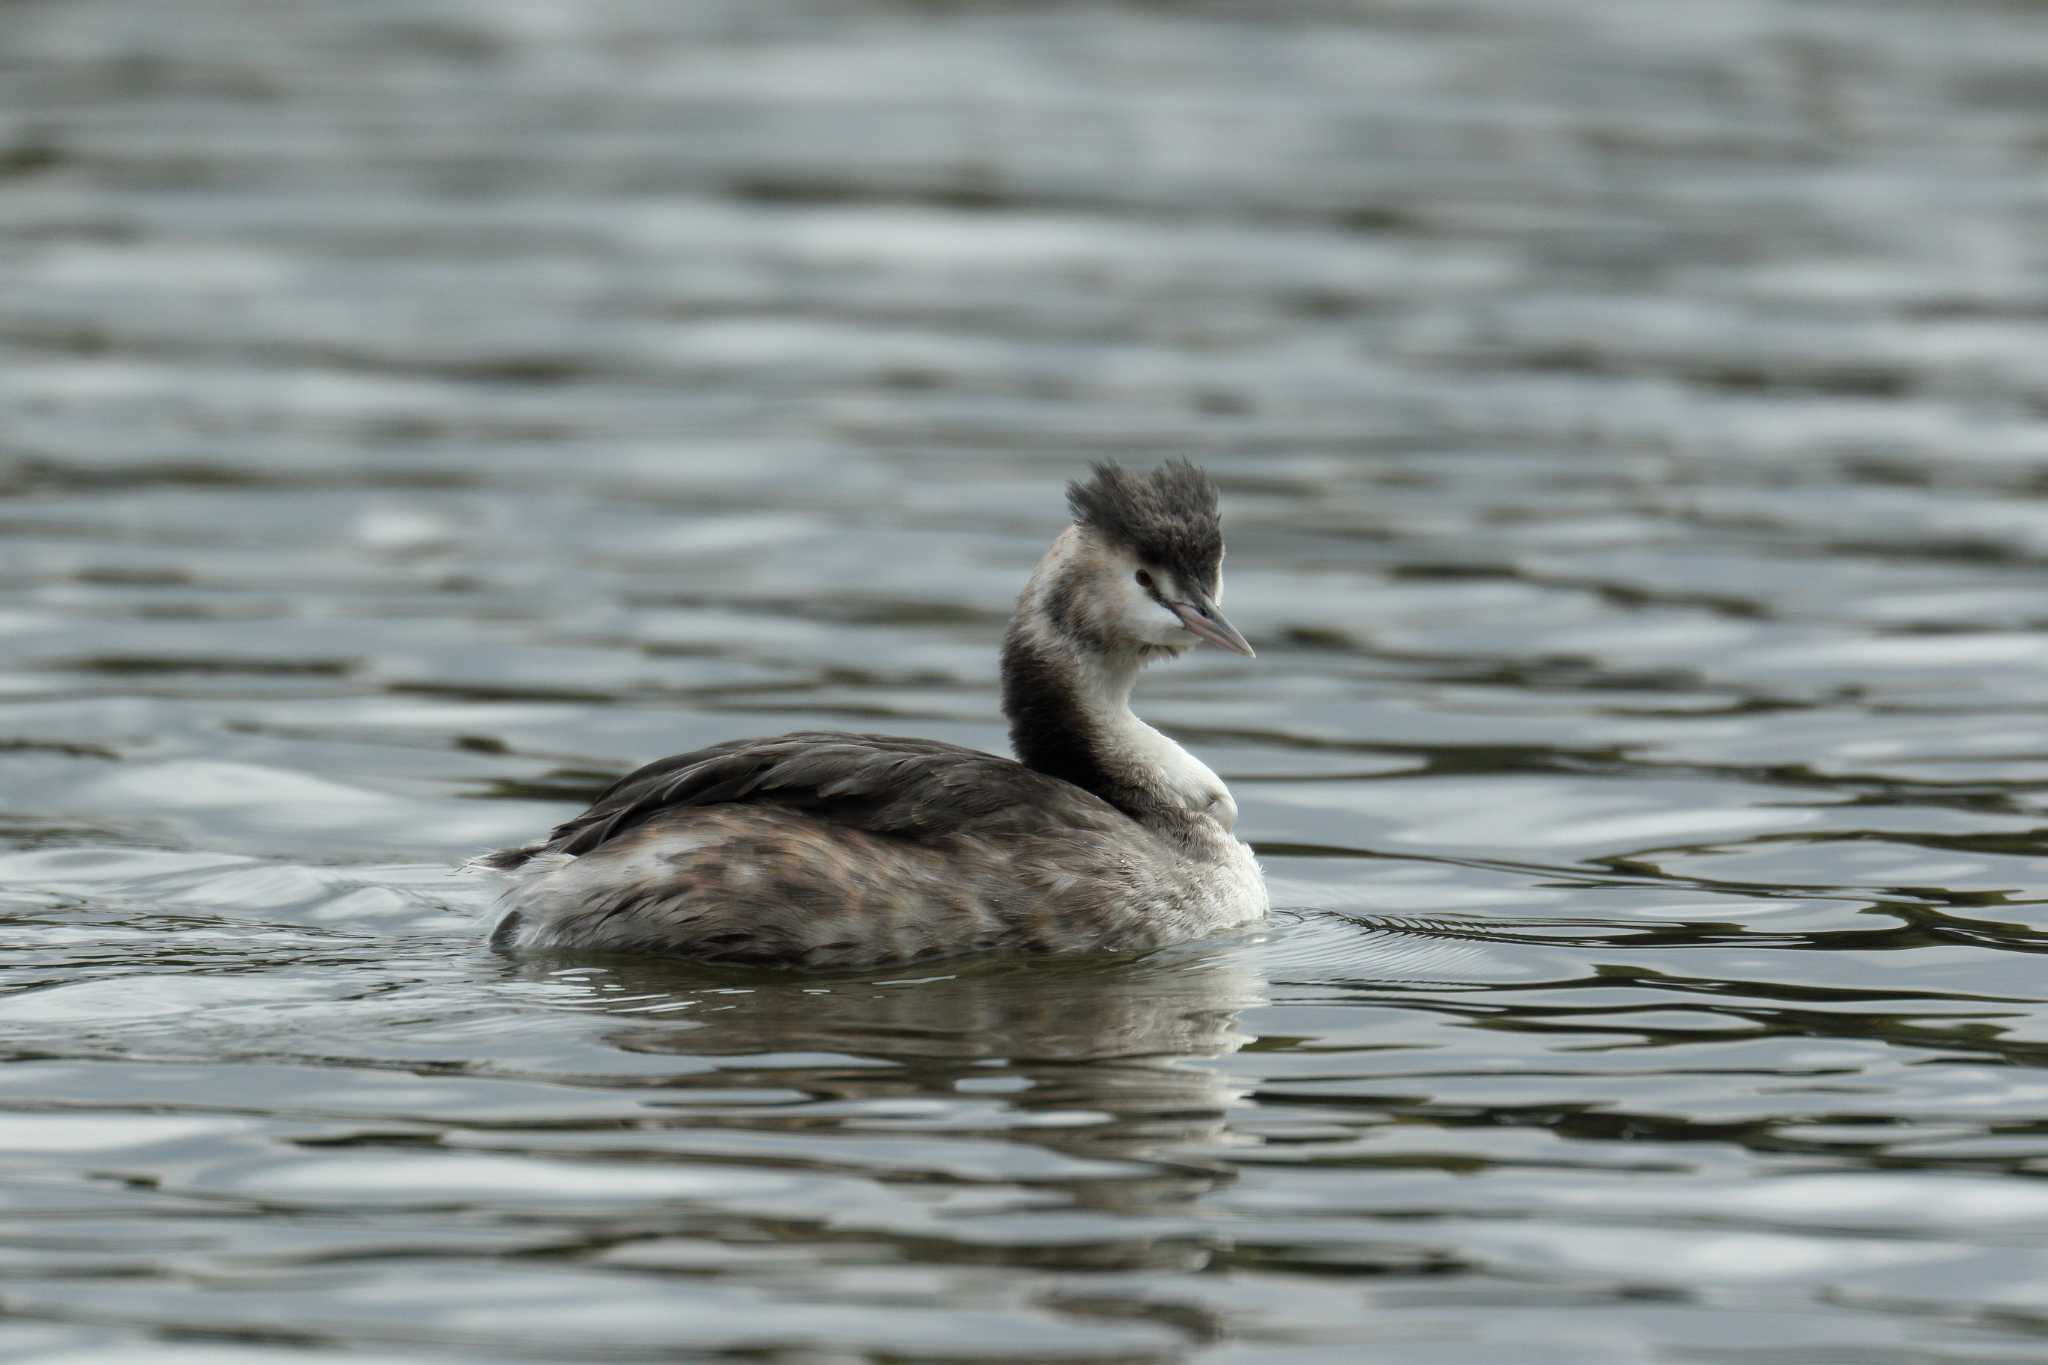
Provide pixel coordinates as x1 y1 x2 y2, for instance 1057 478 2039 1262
521 730 1130 862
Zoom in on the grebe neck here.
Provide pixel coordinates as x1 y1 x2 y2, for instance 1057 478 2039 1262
999 619 1235 829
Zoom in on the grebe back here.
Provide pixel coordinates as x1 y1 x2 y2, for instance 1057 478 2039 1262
478 459 1266 967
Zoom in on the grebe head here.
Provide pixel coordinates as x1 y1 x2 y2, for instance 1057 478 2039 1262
1033 459 1253 664
1002 459 1251 818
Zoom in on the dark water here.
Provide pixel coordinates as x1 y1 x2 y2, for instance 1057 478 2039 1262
7 0 2048 1359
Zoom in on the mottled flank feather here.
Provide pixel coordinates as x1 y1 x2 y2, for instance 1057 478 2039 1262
484 731 1260 969
1065 458 1222 590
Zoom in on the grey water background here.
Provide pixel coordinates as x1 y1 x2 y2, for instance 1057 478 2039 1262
5 0 2048 1360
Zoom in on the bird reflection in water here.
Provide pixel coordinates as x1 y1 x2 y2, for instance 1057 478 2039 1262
495 941 1269 1218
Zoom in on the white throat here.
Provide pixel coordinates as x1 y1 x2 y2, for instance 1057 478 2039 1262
1042 624 1239 830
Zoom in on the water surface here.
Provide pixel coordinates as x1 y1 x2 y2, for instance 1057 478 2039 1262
6 0 2048 1359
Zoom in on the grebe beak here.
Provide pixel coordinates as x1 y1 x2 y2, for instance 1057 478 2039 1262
1170 592 1255 657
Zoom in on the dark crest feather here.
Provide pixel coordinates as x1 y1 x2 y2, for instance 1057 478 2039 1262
1064 459 1223 589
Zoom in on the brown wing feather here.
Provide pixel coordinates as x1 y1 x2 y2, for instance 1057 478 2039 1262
539 730 1131 858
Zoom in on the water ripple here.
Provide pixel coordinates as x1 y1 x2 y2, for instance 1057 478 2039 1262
6 0 2048 1358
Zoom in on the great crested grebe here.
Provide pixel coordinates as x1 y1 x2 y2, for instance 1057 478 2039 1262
477 459 1266 968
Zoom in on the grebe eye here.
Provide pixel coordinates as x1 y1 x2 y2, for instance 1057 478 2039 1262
1134 570 1154 590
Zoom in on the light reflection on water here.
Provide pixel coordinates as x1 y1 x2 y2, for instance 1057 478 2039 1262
6 0 2048 1358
